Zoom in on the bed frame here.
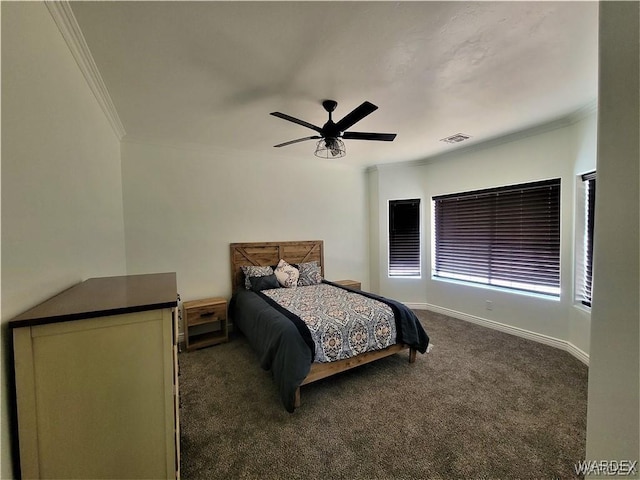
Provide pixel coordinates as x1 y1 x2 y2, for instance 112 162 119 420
230 240 416 408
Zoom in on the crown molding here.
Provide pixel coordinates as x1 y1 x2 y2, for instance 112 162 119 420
46 1 125 140
369 99 599 173
566 98 598 123
121 135 367 170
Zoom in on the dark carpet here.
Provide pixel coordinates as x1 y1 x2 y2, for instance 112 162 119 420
178 309 588 479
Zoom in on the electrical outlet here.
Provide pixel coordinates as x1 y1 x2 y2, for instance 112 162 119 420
485 300 493 311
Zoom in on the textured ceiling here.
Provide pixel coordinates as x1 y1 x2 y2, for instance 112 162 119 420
70 1 598 168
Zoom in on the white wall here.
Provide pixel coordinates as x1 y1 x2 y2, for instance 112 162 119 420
586 0 639 464
369 112 597 357
368 168 380 294
121 140 369 302
568 111 598 360
1 3 126 476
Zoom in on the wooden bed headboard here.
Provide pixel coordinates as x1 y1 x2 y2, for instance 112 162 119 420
230 240 324 293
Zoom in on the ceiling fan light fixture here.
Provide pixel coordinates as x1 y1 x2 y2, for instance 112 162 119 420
271 99 395 158
314 138 346 159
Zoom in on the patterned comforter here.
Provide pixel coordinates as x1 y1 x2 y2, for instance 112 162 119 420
229 281 429 412
262 283 397 363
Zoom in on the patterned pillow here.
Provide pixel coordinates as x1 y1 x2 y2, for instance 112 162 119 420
297 261 323 286
241 265 274 290
274 259 299 288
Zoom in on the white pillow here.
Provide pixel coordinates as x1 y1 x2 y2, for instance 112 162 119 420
274 259 299 288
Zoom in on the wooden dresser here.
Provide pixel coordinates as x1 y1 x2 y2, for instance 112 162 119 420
9 273 180 479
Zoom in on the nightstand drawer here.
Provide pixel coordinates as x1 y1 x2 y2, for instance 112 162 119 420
186 304 226 327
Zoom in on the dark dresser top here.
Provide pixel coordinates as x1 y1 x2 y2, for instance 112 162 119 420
9 273 178 329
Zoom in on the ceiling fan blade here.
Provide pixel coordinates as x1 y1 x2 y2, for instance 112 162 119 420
270 112 322 133
274 136 321 148
342 132 397 142
334 101 378 132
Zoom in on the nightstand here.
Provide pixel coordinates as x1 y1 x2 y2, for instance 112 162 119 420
183 297 228 351
333 279 361 290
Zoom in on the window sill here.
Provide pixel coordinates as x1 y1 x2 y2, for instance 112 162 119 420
431 276 561 302
573 303 592 314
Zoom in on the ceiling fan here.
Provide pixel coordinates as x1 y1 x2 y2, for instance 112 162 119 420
270 100 397 158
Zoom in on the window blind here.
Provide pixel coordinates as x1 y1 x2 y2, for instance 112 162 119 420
580 172 596 306
389 199 420 277
433 179 561 296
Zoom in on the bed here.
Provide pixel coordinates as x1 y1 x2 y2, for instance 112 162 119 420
228 240 429 412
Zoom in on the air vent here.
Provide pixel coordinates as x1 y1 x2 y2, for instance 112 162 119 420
440 133 471 144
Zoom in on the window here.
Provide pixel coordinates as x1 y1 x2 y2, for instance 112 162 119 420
388 199 421 277
577 172 596 306
433 179 561 296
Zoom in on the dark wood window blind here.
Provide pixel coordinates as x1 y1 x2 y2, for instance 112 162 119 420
580 172 596 306
433 179 561 296
389 199 421 277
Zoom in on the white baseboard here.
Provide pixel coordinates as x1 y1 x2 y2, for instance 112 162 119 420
565 343 589 365
194 301 590 366
405 302 589 366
